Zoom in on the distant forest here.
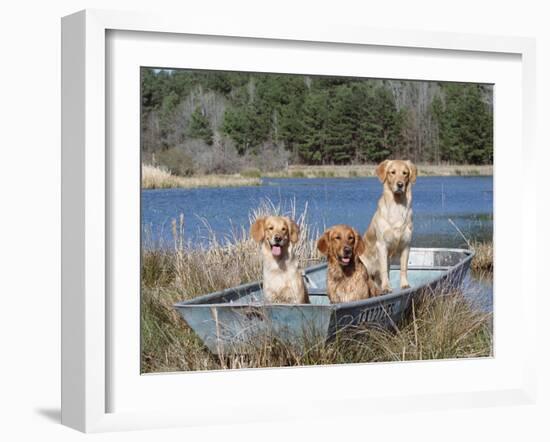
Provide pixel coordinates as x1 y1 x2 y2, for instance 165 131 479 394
141 68 493 175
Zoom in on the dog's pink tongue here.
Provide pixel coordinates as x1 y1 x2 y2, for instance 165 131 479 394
272 245 282 256
342 257 350 264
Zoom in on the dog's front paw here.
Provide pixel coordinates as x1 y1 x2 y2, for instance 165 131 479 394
382 284 392 294
400 283 411 289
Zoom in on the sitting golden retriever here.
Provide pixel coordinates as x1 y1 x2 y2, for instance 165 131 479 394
317 224 380 303
250 215 309 304
361 159 417 293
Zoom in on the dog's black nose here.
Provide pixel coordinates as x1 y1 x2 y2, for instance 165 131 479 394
397 181 404 188
343 246 352 254
274 235 282 243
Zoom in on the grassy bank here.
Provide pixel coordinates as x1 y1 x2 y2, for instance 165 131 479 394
142 163 492 189
141 204 493 373
142 164 261 189
262 164 493 179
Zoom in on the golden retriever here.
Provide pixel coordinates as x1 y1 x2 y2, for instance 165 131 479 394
250 216 309 304
361 159 417 293
317 224 380 303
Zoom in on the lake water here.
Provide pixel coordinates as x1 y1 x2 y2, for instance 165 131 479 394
142 176 493 249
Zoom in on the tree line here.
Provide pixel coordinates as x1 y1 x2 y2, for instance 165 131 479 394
141 68 493 175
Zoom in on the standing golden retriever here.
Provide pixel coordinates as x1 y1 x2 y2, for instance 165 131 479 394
250 216 309 304
361 159 417 293
317 224 380 303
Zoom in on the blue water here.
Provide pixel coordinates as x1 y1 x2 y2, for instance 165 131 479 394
141 176 493 249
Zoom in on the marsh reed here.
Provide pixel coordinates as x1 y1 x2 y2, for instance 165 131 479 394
142 164 261 189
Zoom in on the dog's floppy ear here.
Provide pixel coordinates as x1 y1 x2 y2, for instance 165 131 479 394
405 160 417 184
375 159 390 183
250 217 266 242
353 228 366 256
285 217 300 244
317 229 331 256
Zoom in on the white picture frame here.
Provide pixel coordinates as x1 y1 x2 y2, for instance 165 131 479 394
61 9 537 433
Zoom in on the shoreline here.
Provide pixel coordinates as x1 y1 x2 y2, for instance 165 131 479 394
142 163 492 189
262 164 493 179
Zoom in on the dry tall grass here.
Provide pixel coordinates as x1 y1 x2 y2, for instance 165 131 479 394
262 164 492 179
141 201 493 373
470 241 493 275
142 287 492 372
142 164 261 189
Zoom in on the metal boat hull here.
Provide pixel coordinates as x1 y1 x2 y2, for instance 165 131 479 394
173 248 474 354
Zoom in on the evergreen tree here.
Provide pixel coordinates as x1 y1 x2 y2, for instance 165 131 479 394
222 104 270 154
297 91 330 163
158 90 180 148
324 85 357 164
432 84 492 164
188 106 214 145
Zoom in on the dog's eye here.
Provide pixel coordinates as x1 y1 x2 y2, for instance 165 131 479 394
268 226 274 230
348 236 354 241
335 236 341 240
403 171 408 175
282 227 286 231
391 170 396 175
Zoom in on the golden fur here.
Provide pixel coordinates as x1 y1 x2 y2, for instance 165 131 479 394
361 159 417 293
250 216 309 304
317 224 380 303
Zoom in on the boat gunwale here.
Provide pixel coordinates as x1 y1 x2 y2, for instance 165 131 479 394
173 247 474 310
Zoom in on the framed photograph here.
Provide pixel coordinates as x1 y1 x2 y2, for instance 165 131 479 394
61 9 537 433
